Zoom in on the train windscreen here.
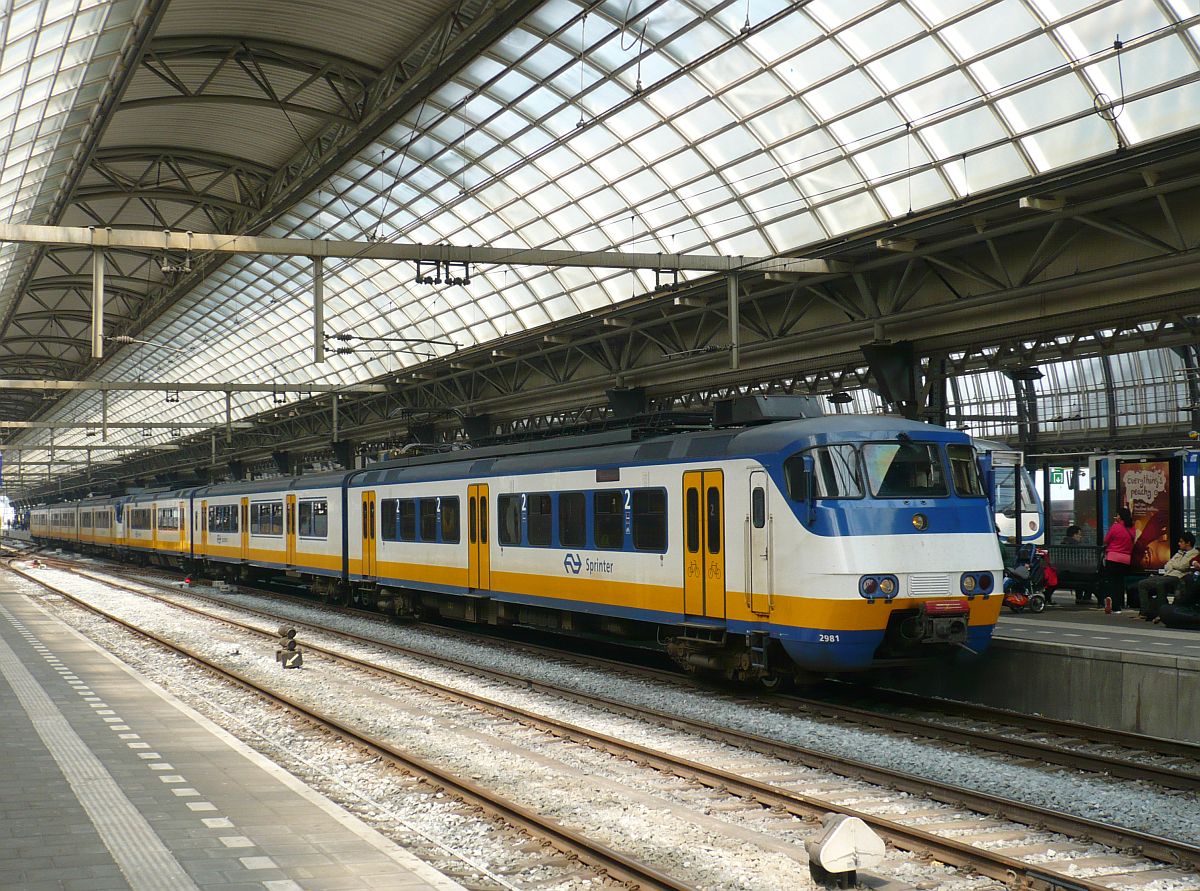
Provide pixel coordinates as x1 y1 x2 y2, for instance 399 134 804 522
862 442 949 498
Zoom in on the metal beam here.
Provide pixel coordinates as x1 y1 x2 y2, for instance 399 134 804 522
0 421 251 430
91 249 104 359
0 223 837 275
0 379 387 394
5 444 179 452
313 256 325 363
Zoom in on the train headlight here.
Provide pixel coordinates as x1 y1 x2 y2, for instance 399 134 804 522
878 577 895 596
911 513 928 531
860 576 878 596
960 572 994 596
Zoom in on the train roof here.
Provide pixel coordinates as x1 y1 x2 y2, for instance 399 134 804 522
32 415 966 506
350 414 965 486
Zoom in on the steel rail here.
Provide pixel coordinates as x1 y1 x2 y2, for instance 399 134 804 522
4 560 690 891
32 559 1200 884
805 684 1200 761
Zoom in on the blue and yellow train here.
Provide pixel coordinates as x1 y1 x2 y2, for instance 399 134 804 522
30 399 1004 682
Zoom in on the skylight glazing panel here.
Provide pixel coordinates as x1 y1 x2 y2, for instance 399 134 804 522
941 2 1038 57
997 73 1097 132
1087 36 1194 101
1056 3 1168 61
775 40 852 93
805 0 884 31
923 105 1009 159
805 68 877 119
830 101 904 148
867 36 954 92
1121 80 1200 142
748 11 821 66
817 191 882 235
722 71 792 119
895 68 978 123
842 4 924 58
969 35 1064 95
1020 115 1113 171
745 100 818 147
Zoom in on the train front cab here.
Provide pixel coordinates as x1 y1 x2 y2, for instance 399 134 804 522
761 429 1005 674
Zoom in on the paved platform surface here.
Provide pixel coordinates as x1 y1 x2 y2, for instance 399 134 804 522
994 599 1200 662
0 585 465 891
891 593 1200 741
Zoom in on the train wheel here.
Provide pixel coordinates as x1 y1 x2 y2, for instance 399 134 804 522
756 673 788 693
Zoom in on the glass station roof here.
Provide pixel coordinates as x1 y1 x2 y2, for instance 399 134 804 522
11 0 1200 474
0 0 139 326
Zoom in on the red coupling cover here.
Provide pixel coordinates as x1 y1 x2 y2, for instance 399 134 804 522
922 598 970 616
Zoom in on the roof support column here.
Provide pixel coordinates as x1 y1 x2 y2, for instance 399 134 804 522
1101 355 1117 438
91 249 105 359
726 273 739 370
101 389 108 441
313 256 325 363
225 391 232 444
331 392 338 443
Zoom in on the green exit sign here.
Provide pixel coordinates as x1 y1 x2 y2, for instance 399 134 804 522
1050 469 1065 484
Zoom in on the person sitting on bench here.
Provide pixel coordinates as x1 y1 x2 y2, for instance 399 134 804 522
1137 532 1198 621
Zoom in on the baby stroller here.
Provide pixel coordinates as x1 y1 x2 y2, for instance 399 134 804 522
1003 543 1056 613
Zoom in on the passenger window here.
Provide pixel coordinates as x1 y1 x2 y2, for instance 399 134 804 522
593 491 623 550
706 487 721 555
468 495 477 544
441 497 460 543
752 487 766 528
527 493 552 547
419 498 439 541
558 492 586 547
498 494 521 545
299 500 328 538
632 489 667 552
398 499 417 541
380 499 398 541
480 496 488 544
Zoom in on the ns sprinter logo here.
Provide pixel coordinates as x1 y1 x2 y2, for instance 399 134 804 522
563 553 582 574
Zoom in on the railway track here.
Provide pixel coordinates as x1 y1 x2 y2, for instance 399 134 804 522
114 558 1200 794
5 557 680 891
13 555 1200 890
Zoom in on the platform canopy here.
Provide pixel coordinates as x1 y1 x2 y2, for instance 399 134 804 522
1 0 1199 495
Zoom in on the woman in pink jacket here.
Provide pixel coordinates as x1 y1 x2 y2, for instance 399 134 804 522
1102 507 1136 610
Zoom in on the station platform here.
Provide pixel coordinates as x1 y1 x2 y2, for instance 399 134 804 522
890 596 1200 743
0 584 464 891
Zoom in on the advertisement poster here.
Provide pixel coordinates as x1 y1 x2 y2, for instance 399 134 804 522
1118 461 1172 570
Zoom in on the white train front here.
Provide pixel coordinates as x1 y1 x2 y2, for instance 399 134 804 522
30 411 1005 682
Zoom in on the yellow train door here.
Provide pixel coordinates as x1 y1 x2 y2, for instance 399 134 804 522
285 494 297 565
361 491 376 577
178 500 188 552
467 483 490 590
683 470 726 619
200 500 208 553
240 497 249 560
